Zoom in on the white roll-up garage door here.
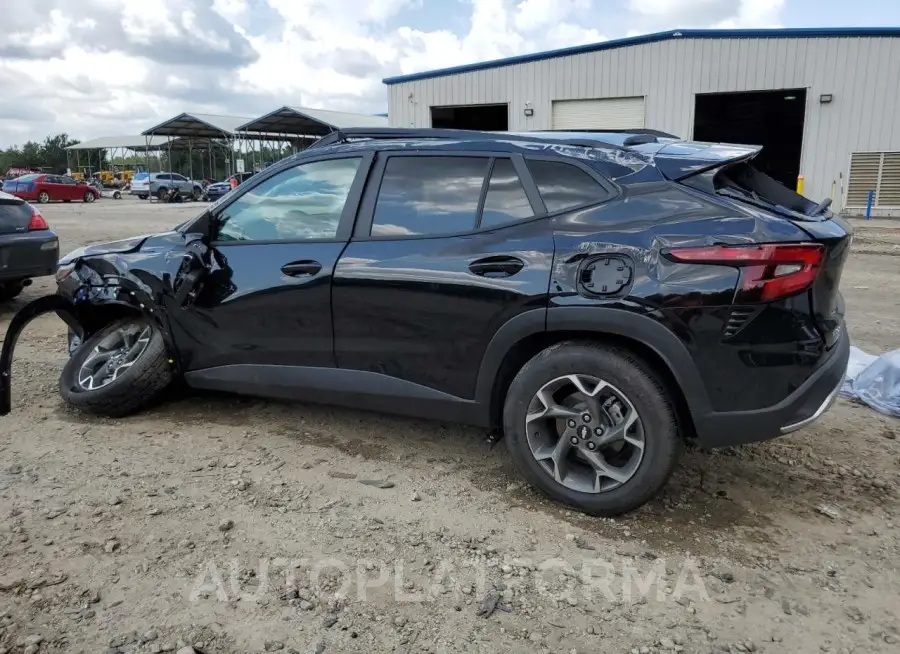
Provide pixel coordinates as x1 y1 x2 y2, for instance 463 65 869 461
551 97 646 130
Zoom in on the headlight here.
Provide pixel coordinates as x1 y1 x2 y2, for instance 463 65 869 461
55 262 76 283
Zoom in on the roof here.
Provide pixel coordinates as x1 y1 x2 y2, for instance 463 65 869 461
66 135 173 150
383 26 900 84
142 113 252 138
237 106 389 136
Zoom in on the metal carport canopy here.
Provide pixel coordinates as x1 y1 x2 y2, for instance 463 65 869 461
141 113 252 138
237 106 389 136
65 135 174 151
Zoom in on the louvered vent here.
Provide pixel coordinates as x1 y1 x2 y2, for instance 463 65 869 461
846 152 881 207
722 307 756 338
878 152 900 207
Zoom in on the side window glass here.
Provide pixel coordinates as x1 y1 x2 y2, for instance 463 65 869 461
60 176 75 185
526 160 611 213
172 174 187 181
371 156 488 237
216 158 361 242
157 174 170 181
480 159 534 228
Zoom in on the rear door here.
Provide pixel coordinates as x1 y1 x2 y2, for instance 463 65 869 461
332 151 554 401
175 152 374 373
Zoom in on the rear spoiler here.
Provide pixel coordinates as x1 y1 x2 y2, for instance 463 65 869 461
648 142 762 181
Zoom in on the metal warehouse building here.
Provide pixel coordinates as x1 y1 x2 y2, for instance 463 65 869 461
384 27 900 216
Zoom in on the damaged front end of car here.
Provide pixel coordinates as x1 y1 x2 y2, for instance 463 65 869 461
0 228 212 415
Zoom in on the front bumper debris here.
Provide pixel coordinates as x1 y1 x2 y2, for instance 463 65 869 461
0 294 83 415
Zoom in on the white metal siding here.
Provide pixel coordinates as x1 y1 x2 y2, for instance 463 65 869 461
387 36 900 213
551 97 645 130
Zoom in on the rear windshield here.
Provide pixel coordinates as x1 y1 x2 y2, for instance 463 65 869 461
133 173 149 181
0 201 31 227
714 162 824 217
11 174 41 182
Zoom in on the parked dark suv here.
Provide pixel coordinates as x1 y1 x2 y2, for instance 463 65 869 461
0 128 851 516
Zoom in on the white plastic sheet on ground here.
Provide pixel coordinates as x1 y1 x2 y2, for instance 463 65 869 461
840 345 900 417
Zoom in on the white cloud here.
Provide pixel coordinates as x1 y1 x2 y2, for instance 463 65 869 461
628 0 785 27
0 0 787 148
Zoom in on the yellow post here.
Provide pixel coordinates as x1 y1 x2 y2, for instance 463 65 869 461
796 174 805 195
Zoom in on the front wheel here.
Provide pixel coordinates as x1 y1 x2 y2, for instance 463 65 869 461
503 342 680 516
37 191 50 204
83 191 95 203
156 187 168 200
59 318 173 417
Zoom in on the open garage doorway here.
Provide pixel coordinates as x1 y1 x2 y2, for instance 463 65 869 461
430 104 509 131
694 89 806 190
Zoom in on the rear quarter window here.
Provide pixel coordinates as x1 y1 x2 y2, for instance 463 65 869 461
526 159 613 213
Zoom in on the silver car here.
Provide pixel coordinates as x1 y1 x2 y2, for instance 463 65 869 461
130 172 202 200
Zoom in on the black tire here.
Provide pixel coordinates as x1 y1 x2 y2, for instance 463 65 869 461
0 281 25 302
191 186 202 201
138 194 148 200
59 318 173 417
37 191 50 204
503 342 680 517
83 191 95 203
156 187 168 200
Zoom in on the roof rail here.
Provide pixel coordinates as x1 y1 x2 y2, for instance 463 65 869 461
306 127 629 151
540 128 680 139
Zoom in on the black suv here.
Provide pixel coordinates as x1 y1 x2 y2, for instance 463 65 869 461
1 128 851 516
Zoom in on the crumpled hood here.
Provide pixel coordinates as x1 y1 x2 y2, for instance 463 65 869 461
58 233 166 264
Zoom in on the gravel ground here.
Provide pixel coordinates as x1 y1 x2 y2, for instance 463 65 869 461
1 199 898 654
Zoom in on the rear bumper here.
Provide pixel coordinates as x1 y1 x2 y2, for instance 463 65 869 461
0 231 59 282
694 327 850 448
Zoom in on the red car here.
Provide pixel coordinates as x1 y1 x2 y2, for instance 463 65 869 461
1 174 100 204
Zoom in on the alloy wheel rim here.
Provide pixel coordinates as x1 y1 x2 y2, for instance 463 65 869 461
525 374 645 493
77 324 151 391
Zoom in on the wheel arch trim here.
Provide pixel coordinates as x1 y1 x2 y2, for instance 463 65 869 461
474 306 712 422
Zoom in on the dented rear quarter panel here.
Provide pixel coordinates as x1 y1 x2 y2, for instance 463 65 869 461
548 178 824 412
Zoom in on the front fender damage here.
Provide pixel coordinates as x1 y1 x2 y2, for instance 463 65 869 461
1 235 210 415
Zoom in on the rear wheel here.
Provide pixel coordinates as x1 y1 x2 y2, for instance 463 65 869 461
37 191 50 204
503 342 680 516
0 282 25 302
59 318 173 417
138 194 148 200
191 186 202 201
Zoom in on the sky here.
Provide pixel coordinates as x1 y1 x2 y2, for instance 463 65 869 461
1 0 899 148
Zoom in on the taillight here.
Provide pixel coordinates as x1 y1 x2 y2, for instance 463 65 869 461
27 205 49 231
666 243 825 303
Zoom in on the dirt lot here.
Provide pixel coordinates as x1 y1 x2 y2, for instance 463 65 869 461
1 199 898 654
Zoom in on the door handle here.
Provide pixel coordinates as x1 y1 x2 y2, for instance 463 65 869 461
468 256 525 278
281 260 322 276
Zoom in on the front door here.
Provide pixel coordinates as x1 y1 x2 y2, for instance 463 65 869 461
174 152 373 373
332 152 554 401
57 175 82 200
